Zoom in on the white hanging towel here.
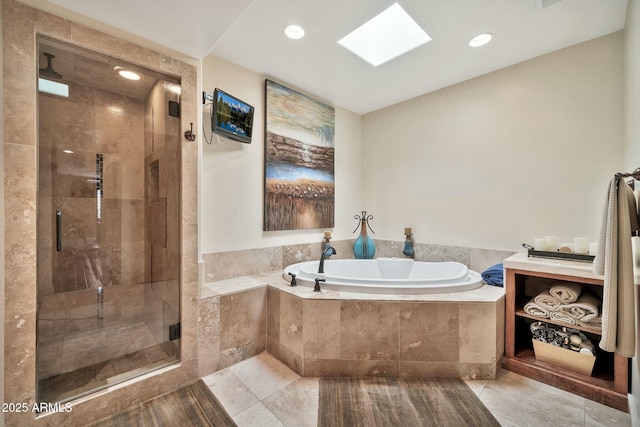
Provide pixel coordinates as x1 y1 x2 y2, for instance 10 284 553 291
593 178 638 357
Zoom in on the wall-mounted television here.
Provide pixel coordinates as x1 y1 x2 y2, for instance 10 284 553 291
211 88 254 144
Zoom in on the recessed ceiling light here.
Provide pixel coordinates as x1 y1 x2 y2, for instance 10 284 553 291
284 24 305 40
337 2 431 67
114 66 140 80
468 33 493 47
62 150 74 154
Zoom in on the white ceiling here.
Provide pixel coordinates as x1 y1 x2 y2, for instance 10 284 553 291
25 0 628 114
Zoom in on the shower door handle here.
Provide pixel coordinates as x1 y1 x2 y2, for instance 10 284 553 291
56 210 62 252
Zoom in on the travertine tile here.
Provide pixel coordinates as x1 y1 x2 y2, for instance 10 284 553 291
459 303 497 364
233 402 286 427
303 359 398 377
415 243 470 265
204 247 282 282
219 288 266 368
584 399 631 427
267 287 280 340
340 301 399 360
399 302 459 362
263 377 319 427
279 293 303 357
477 369 586 426
202 369 259 417
398 361 459 377
303 300 340 359
470 248 516 274
267 339 303 375
197 296 221 377
228 352 300 400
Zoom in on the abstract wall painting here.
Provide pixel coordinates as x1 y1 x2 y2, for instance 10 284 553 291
264 80 335 231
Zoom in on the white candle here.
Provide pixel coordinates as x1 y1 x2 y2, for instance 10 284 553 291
545 236 558 252
574 237 589 254
589 242 598 255
534 238 547 251
560 243 574 252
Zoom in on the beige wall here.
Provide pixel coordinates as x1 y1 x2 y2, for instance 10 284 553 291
201 55 362 254
362 32 624 251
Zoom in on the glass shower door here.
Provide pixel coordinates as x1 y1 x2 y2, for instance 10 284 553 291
36 36 181 404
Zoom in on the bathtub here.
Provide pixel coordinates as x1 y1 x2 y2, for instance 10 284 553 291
283 258 483 294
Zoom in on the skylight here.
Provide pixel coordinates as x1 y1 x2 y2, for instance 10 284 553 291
337 3 431 67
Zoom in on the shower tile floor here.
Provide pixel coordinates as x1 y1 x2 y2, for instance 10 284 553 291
37 297 176 403
202 352 632 427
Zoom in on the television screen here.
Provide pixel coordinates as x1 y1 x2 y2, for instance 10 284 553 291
211 88 254 144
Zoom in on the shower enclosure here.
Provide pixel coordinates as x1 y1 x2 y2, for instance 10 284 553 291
36 36 182 403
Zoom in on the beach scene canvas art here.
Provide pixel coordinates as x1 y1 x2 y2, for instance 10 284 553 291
264 80 335 231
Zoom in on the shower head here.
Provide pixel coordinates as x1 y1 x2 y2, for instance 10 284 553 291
39 53 62 80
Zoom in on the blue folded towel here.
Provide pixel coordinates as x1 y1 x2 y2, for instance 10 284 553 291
481 263 504 287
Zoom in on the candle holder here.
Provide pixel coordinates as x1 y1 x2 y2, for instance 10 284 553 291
403 229 415 259
322 234 333 259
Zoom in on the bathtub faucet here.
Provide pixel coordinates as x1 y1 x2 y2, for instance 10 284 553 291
318 245 336 274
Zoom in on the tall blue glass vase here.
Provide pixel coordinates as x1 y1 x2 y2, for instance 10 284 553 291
353 211 375 259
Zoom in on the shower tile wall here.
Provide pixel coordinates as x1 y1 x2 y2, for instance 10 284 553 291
3 1 199 423
38 81 145 294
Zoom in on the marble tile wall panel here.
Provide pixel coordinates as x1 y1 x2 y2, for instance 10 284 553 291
219 287 267 369
304 359 398 377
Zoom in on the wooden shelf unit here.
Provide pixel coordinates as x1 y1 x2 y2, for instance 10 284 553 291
503 254 629 412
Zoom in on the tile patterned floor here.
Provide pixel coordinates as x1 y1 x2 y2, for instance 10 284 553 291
202 352 632 427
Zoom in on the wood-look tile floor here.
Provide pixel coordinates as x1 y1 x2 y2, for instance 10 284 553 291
202 352 632 427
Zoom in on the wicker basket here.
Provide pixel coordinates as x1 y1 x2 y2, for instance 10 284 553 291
532 339 595 376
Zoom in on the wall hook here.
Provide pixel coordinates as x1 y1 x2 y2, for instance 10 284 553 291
184 122 196 141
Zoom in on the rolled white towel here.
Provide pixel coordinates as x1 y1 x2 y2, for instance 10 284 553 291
563 292 600 322
550 310 577 325
549 283 583 304
524 300 550 318
534 289 562 311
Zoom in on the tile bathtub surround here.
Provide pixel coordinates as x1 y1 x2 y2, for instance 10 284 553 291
2 0 199 425
266 277 505 379
202 240 516 286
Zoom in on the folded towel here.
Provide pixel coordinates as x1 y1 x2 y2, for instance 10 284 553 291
550 310 577 325
524 300 550 318
549 283 583 304
534 290 562 312
578 315 603 330
481 263 503 287
563 292 600 323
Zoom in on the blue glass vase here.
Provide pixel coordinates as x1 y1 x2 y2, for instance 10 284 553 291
353 212 375 259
